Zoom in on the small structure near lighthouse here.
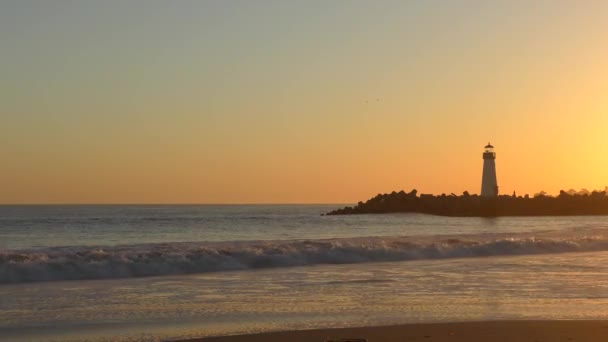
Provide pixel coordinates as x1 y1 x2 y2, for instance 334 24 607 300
481 142 498 197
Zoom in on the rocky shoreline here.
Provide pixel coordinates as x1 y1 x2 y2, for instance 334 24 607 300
326 189 608 217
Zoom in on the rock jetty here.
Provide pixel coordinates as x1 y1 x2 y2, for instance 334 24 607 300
326 189 608 217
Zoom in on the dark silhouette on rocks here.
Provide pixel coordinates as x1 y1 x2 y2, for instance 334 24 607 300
326 189 608 217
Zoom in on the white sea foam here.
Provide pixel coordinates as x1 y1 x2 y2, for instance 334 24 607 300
2 230 608 283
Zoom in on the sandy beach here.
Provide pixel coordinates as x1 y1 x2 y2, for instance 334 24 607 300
178 321 608 342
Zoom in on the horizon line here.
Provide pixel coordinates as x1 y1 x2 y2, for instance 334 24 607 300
0 203 354 206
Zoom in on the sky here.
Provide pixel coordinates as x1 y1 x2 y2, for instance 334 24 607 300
1 0 608 204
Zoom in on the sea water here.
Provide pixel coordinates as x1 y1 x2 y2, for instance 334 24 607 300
1 205 607 341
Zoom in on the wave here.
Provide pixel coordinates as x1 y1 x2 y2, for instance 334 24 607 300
2 231 608 283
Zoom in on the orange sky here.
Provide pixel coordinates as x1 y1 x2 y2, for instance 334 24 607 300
2 1 608 204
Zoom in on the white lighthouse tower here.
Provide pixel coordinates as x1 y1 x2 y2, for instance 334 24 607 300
481 142 498 197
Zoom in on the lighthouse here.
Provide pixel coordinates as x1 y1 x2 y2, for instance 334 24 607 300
481 143 498 197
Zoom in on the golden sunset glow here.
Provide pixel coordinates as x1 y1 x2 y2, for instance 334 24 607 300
2 1 608 204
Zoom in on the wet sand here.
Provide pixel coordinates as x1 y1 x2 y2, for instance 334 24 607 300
176 320 608 342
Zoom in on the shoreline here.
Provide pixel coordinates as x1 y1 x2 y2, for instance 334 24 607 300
326 190 608 217
175 320 608 342
326 212 608 217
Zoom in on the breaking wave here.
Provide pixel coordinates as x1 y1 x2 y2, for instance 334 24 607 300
2 231 608 283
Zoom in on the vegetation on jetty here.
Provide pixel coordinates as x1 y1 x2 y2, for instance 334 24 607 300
327 189 608 217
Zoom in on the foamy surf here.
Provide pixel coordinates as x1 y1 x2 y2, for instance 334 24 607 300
2 230 608 283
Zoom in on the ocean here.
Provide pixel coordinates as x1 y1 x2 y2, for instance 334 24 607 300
1 205 607 341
